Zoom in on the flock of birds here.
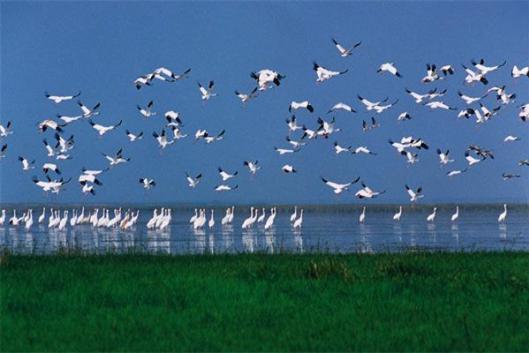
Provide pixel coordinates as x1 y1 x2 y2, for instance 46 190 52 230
1 37 528 233
0 202 511 234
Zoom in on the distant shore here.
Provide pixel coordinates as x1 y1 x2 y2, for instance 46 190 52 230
2 252 528 351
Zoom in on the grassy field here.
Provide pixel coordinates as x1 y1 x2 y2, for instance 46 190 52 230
1 252 529 352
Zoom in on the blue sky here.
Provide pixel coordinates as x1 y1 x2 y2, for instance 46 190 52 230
1 1 528 205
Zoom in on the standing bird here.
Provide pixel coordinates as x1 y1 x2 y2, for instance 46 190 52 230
426 208 437 222
293 209 303 229
498 204 507 223
451 206 459 222
359 206 366 223
393 206 403 221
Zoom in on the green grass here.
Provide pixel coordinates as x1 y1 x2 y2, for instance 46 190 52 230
1 252 529 352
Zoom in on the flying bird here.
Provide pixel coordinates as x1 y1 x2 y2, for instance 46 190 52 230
313 62 348 83
45 91 80 104
331 38 361 57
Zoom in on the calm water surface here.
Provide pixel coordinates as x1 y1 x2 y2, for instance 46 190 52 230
1 206 528 254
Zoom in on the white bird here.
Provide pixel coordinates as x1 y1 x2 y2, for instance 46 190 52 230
77 100 101 118
498 204 507 223
203 130 225 144
313 62 348 83
401 150 419 164
241 207 257 229
139 178 156 189
462 64 488 85
57 114 83 124
45 91 80 104
215 184 238 192
425 101 456 111
189 209 198 224
359 206 366 223
333 141 351 154
355 182 385 199
293 209 303 229
126 130 143 142
264 207 276 230
328 102 356 114
372 99 399 114
257 208 266 223
447 168 467 177
332 38 361 57
393 206 402 221
153 129 174 149
244 160 260 175
221 208 231 225
511 65 529 78
233 87 258 104
250 69 285 91
0 209 6 225
405 88 437 104
18 156 35 171
472 59 506 75
274 146 299 155
137 100 156 118
38 119 64 133
421 64 439 83
290 207 298 222
405 185 423 202
357 95 388 111
165 111 183 127
458 91 484 105
208 210 215 228
437 149 454 165
440 65 455 76
42 162 61 174
451 206 459 222
198 81 216 101
282 164 297 173
170 127 187 140
102 148 130 166
397 112 412 121
465 151 482 166
32 177 71 194
89 119 122 136
426 208 437 222
38 208 46 224
0 121 13 137
218 167 238 181
377 62 401 77
58 211 69 230
504 135 520 142
186 173 202 188
289 101 314 113
352 146 376 155
321 176 360 194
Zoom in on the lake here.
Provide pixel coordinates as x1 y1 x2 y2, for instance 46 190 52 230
1 205 528 255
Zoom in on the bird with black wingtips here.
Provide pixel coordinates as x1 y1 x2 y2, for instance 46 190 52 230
45 91 80 104
139 178 156 189
377 62 401 77
186 172 202 188
321 176 360 194
313 62 348 82
77 100 100 118
137 100 156 118
289 101 314 113
332 37 361 57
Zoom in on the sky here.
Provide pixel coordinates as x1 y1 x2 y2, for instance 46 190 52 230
1 1 528 205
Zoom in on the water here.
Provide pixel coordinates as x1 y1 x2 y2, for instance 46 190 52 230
1 205 528 255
